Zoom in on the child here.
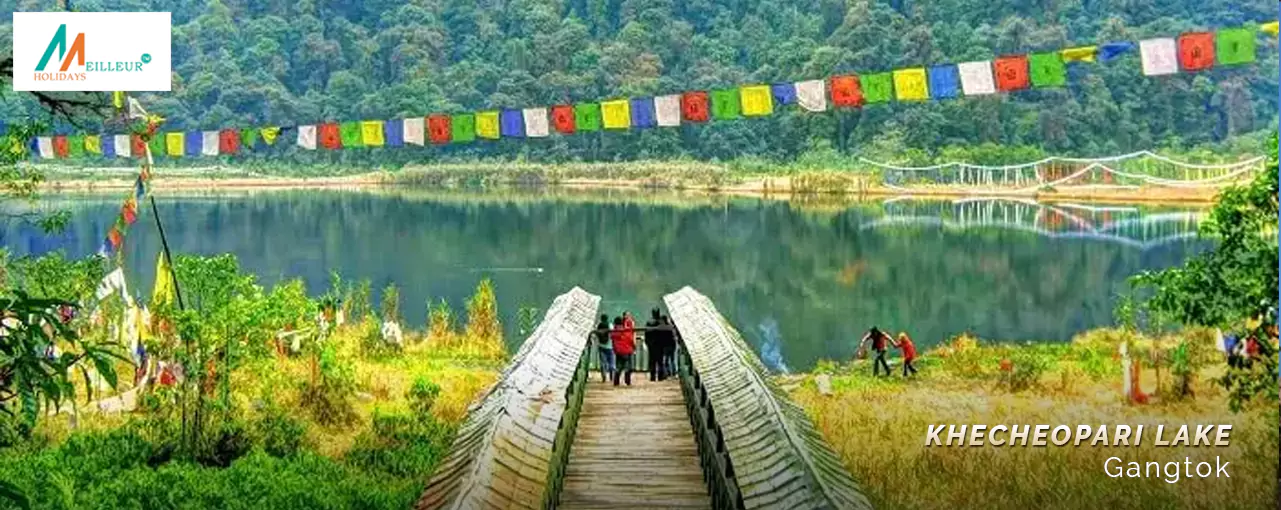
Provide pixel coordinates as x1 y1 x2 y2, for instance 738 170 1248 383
895 332 918 377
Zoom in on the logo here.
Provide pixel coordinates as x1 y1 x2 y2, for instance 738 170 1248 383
12 12 171 92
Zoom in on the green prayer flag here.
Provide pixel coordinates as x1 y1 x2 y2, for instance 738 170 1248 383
1029 52 1067 88
574 103 601 132
339 121 363 148
67 135 85 157
451 114 476 142
861 73 893 103
711 89 741 120
148 133 164 158
240 128 260 150
1216 28 1256 65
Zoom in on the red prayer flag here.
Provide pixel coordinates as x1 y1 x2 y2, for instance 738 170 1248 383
829 75 864 107
108 226 122 249
130 134 147 158
551 105 576 134
681 91 710 122
1178 32 1215 71
319 122 342 150
427 115 452 144
52 136 70 158
121 198 137 225
219 129 240 154
993 55 1029 92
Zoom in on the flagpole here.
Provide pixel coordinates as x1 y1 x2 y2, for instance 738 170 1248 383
148 195 185 311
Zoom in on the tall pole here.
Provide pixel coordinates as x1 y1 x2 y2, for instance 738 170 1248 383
149 195 185 310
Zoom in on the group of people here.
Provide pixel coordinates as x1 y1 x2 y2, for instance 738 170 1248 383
858 326 918 377
591 308 681 386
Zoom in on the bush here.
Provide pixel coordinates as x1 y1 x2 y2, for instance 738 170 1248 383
345 411 453 478
380 283 400 323
1005 350 1050 392
254 405 307 458
299 344 357 426
407 377 441 418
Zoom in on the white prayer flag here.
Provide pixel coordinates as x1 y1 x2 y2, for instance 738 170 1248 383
113 135 131 158
36 137 54 158
794 80 828 112
402 118 425 146
957 61 996 96
523 108 550 138
1140 38 1178 76
296 125 317 150
655 95 682 126
201 131 219 156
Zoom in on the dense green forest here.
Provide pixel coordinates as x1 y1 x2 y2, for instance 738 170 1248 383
2 0 1277 163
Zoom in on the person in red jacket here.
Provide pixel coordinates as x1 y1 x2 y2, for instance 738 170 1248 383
610 316 635 386
894 332 918 377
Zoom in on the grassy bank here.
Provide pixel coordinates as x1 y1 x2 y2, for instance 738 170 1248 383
786 330 1279 510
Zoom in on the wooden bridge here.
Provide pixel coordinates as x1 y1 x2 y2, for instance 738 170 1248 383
416 287 870 510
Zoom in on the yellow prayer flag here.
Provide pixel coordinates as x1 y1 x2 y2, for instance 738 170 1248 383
153 252 176 309
165 132 184 157
892 68 929 101
84 135 102 154
1262 21 1279 37
1060 45 1097 62
261 126 281 145
476 111 501 139
360 121 385 146
739 85 774 117
601 99 631 130
112 91 125 109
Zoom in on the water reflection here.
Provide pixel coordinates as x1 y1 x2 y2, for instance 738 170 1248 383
1 189 1209 370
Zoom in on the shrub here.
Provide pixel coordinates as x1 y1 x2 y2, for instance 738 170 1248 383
1005 350 1050 392
299 344 357 426
254 404 307 458
407 377 441 419
380 283 400 323
427 299 456 347
345 411 454 478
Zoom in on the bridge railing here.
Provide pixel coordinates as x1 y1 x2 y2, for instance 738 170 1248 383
544 335 592 509
675 332 743 510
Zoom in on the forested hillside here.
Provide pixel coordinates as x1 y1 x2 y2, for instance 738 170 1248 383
2 0 1277 163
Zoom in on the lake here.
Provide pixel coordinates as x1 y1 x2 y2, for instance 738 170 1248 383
3 189 1209 371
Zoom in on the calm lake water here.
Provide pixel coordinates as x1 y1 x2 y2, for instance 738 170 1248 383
4 189 1209 371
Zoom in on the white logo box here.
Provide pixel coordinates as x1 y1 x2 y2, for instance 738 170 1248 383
12 11 171 92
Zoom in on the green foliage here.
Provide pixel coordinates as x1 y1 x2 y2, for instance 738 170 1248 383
464 278 501 350
345 411 453 479
427 299 455 346
348 280 371 324
515 306 539 338
379 283 399 323
252 403 307 458
4 252 105 302
299 343 356 427
406 377 440 419
1005 349 1051 392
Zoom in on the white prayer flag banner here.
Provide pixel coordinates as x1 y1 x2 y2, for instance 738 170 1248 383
523 108 550 138
113 135 131 158
402 118 425 146
957 61 996 95
1140 38 1178 76
296 125 317 150
201 131 219 156
794 80 828 112
655 95 682 126
36 137 54 158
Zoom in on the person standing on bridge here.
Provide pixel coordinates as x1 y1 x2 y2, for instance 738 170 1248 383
859 326 893 376
611 316 635 386
593 314 614 383
646 308 664 381
660 315 677 379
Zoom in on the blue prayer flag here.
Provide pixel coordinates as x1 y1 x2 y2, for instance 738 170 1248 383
927 65 960 99
185 131 202 156
28 137 39 159
771 83 797 105
102 136 116 158
500 109 525 137
1098 41 1135 63
383 120 403 147
630 97 656 128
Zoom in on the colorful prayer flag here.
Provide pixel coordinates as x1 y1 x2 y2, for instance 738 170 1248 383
710 89 741 120
629 97 656 128
1178 32 1215 71
241 128 260 151
1262 21 1279 37
476 111 501 140
681 92 710 122
261 126 282 145
53 135 70 158
524 108 550 137
100 136 115 158
339 122 362 148
360 121 385 146
552 105 577 134
601 100 631 130
794 80 827 112
402 118 425 145
296 125 317 150
1061 46 1098 63
84 135 102 155
452 113 477 142
121 197 137 225
927 65 959 99
112 91 125 109
202 131 219 156
993 55 1030 91
319 123 341 150
957 61 996 95
1028 52 1066 88
108 226 122 251
153 252 176 309
67 135 85 157
739 85 774 117
131 134 147 158
654 95 681 127
112 135 130 158
428 115 452 144
184 131 201 156
37 137 54 158
830 75 863 107
1098 41 1135 63
574 103 602 132
771 83 797 106
1216 28 1256 66
500 109 525 137
861 73 893 104
1139 38 1178 75
892 68 929 101
382 120 403 147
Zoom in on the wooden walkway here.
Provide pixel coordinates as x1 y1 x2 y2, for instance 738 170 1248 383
559 377 712 510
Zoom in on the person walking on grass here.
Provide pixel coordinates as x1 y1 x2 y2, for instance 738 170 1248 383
611 316 635 386
592 314 613 382
894 332 918 377
859 326 893 376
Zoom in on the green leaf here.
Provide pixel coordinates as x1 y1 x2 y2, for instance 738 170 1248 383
91 353 119 390
0 479 30 510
